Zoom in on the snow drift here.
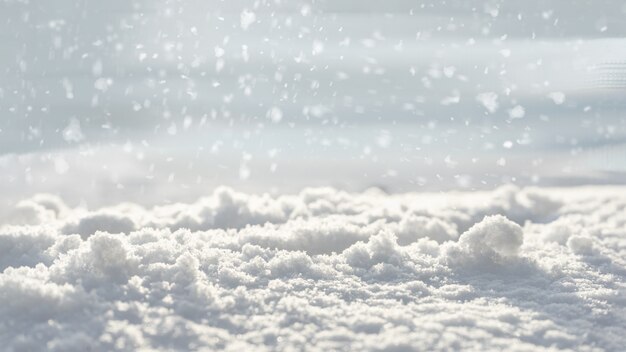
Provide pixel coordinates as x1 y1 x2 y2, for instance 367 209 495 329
1 185 625 351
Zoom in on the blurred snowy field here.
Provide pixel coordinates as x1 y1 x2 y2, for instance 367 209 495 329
2 0 626 208
2 1 626 351
2 185 626 350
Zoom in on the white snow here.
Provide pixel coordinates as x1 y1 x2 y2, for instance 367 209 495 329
508 105 526 119
548 92 566 105
1 185 625 351
3 2 626 350
267 107 283 123
476 92 499 113
62 118 85 143
240 9 256 31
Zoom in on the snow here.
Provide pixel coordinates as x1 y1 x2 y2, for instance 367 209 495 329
61 119 85 143
240 9 256 31
476 92 499 113
2 1 626 350
548 92 567 105
508 105 526 119
2 185 625 351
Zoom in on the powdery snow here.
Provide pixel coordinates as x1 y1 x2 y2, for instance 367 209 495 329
1 185 625 351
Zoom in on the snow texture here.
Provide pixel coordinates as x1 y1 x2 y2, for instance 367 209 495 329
1 185 625 351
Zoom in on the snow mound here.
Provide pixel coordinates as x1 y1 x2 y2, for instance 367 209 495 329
1 186 625 351
459 215 523 257
444 215 524 269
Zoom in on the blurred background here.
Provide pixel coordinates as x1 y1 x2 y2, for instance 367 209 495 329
1 0 626 208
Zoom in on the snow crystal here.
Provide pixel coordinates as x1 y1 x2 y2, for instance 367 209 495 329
267 107 283 123
62 118 85 143
508 105 525 119
240 9 256 30
548 91 566 105
476 92 499 113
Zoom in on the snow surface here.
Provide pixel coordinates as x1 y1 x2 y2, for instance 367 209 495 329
1 185 625 351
